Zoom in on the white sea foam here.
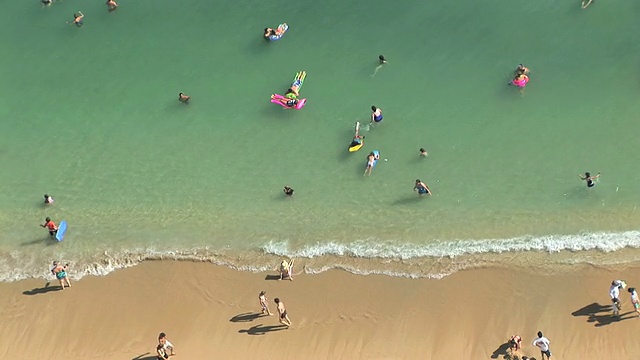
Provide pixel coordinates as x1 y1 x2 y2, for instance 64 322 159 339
261 230 640 258
1 230 639 282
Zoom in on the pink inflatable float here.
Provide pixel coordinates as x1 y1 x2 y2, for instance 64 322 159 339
270 94 307 110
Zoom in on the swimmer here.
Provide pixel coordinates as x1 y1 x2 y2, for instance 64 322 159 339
285 71 306 99
264 28 276 39
349 121 365 148
40 217 58 238
106 0 118 11
42 0 53 6
579 171 600 188
271 94 299 108
44 194 54 204
178 92 191 104
68 11 84 27
419 148 428 157
379 55 387 64
515 64 530 77
581 0 594 9
364 151 380 176
370 106 383 123
414 179 432 196
283 186 294 197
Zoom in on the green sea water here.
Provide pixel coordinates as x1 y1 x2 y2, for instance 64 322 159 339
1 0 640 280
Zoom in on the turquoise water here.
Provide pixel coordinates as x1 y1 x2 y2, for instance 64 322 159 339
1 0 640 280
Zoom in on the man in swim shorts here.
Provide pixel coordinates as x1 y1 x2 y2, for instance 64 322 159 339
50 261 71 289
579 172 600 188
41 217 58 238
414 179 432 196
274 298 292 327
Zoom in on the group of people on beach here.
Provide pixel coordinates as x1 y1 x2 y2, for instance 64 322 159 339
508 331 552 360
259 291 292 327
608 279 640 317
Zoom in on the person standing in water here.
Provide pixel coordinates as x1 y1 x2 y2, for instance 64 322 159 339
414 179 432 196
419 148 428 157
378 55 387 64
68 11 84 27
106 0 118 11
44 194 54 204
370 106 383 123
50 261 71 289
283 186 294 197
579 172 600 188
40 217 58 238
259 291 273 316
178 92 191 104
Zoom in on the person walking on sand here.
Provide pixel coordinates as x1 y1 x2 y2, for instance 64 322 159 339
509 334 522 354
532 331 551 360
259 291 273 316
274 298 292 327
610 279 626 315
158 333 175 357
579 171 600 188
41 217 58 238
50 261 71 289
628 287 640 317
370 106 383 123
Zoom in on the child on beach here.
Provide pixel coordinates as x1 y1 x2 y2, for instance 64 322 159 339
259 291 273 315
628 287 640 317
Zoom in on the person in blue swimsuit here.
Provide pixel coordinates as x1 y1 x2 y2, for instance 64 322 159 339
371 106 383 123
414 179 432 196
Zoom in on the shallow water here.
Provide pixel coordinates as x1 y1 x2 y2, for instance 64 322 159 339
1 0 639 281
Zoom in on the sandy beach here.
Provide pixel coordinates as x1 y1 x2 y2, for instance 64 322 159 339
1 260 639 359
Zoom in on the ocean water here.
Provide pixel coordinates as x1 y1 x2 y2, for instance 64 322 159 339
1 0 640 281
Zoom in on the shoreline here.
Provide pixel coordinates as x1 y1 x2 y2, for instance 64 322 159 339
2 260 640 359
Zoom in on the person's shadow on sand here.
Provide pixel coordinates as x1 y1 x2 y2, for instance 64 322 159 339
490 342 510 358
571 302 637 327
23 282 62 295
230 312 263 322
265 274 281 280
238 324 287 335
131 354 157 360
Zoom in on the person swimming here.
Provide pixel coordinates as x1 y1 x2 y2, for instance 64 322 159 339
419 148 428 157
379 55 387 64
371 106 383 123
271 95 299 108
106 0 118 11
364 151 380 176
178 92 191 104
579 171 600 188
515 64 530 77
264 28 276 39
42 0 53 5
284 71 306 99
349 121 365 148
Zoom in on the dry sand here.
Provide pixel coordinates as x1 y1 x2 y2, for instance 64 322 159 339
1 260 639 359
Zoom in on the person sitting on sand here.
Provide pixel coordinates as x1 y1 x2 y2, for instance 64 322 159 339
178 92 191 104
50 261 71 289
44 194 54 204
259 291 273 315
279 259 294 281
106 0 118 11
